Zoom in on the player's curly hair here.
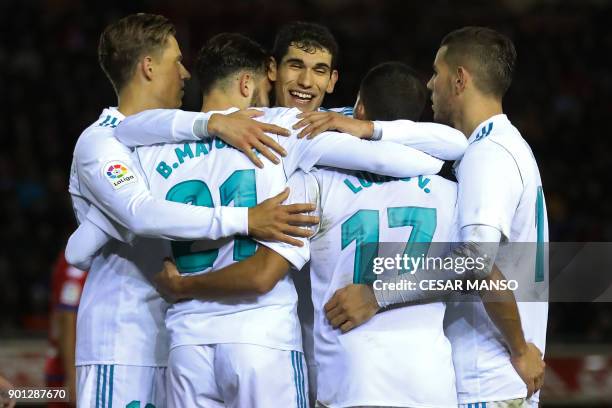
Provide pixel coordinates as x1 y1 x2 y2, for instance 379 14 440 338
195 33 269 96
440 26 516 98
272 21 339 69
98 13 175 94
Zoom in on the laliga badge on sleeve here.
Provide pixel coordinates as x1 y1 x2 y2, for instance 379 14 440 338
102 161 138 190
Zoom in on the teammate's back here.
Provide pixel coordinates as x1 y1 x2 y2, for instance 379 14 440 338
289 167 458 407
136 106 308 352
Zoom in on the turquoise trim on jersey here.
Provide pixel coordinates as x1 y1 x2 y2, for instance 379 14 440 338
108 365 114 408
298 352 306 408
291 351 307 408
98 115 111 127
318 106 354 117
96 365 101 408
341 107 354 116
98 114 122 128
291 352 300 408
101 365 107 408
473 122 494 142
93 365 113 408
535 186 545 282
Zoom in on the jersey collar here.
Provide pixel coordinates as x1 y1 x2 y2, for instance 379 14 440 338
453 114 509 175
108 107 126 121
466 114 509 144
97 107 125 129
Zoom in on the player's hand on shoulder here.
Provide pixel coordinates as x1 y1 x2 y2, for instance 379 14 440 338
153 258 186 303
324 284 380 332
510 341 545 398
293 111 373 139
208 109 289 168
248 188 319 247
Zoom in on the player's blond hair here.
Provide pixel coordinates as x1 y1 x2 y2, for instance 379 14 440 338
98 13 176 94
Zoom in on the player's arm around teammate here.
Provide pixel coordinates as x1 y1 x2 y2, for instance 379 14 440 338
323 27 547 404
294 108 467 160
116 106 292 169
154 246 296 302
66 186 318 272
289 62 468 160
152 169 319 303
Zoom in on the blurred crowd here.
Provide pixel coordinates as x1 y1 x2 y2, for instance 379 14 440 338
0 0 610 342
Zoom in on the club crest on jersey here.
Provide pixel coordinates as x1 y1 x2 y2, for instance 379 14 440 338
103 161 137 190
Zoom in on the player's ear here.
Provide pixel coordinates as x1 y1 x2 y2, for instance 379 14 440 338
455 66 468 95
141 55 155 81
268 57 277 82
239 72 252 98
326 69 338 94
354 95 367 120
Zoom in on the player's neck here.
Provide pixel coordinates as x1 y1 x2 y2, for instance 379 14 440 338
117 85 164 117
458 95 503 137
201 89 246 113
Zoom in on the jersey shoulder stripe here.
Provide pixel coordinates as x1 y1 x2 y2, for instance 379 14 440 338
319 106 354 117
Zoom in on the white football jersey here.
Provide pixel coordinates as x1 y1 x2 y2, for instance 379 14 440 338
70 108 170 366
70 108 246 366
130 105 450 352
136 108 310 352
287 168 458 408
445 114 549 404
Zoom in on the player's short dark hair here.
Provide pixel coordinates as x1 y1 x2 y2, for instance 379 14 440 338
195 33 269 95
440 26 516 98
98 13 175 94
359 62 426 121
272 22 339 69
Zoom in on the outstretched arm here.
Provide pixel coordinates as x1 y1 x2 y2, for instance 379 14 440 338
76 131 317 245
373 120 467 160
292 111 467 160
285 130 443 178
115 108 290 168
75 134 248 241
325 225 501 331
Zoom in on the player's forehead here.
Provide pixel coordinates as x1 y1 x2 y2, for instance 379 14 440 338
433 46 449 70
162 35 182 59
281 44 332 68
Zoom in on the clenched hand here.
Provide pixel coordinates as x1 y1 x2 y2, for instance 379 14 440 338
324 284 380 332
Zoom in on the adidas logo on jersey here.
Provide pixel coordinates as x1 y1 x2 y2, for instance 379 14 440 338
474 122 494 142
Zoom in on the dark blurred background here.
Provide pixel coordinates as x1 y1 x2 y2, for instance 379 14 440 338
0 0 611 403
